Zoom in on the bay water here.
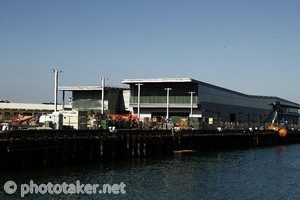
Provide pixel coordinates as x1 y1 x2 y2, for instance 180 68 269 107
1 144 300 199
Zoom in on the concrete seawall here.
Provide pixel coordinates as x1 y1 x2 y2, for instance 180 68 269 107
0 129 299 169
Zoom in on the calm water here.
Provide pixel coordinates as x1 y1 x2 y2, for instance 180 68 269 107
1 144 300 199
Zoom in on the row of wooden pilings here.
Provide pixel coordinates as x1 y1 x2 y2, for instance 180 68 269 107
0 129 300 169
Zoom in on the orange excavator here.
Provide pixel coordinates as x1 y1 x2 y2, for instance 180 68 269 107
267 101 288 137
107 113 139 124
107 113 139 129
12 114 36 125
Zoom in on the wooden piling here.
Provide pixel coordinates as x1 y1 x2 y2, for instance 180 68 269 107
0 129 300 169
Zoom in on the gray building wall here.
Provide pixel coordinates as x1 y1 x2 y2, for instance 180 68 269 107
122 78 299 125
198 82 299 125
71 88 126 114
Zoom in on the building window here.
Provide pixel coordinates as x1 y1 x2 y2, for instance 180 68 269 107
230 113 236 123
13 112 19 117
4 112 11 120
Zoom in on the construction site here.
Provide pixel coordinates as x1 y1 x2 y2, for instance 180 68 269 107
0 77 300 170
1 77 299 137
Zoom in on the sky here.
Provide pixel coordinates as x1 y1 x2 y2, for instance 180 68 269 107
1 0 300 104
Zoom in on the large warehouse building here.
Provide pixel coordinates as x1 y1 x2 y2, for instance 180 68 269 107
1 78 299 130
121 78 300 128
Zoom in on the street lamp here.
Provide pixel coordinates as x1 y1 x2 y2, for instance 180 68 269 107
164 88 172 120
52 69 62 112
189 91 195 117
100 77 107 115
135 83 143 121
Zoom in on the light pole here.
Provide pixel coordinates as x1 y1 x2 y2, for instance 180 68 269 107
164 88 172 120
52 69 62 112
100 77 107 115
62 90 65 110
135 83 143 121
189 91 195 117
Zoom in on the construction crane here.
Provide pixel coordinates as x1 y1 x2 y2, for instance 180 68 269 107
267 101 288 137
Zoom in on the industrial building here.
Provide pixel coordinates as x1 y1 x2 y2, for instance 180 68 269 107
2 78 298 130
121 78 300 128
0 103 61 121
58 86 127 114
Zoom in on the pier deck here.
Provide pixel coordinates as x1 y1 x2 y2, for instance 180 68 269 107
1 129 299 169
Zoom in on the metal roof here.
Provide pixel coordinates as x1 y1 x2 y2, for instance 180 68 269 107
121 78 196 84
58 86 127 91
121 77 300 106
58 86 103 91
0 103 62 111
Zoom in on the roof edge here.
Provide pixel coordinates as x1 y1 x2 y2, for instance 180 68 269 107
121 78 195 84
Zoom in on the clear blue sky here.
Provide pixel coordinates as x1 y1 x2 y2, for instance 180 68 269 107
1 0 300 103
